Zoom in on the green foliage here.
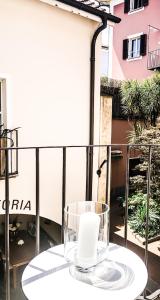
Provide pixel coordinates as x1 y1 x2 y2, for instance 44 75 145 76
129 204 160 238
127 126 160 238
126 193 160 238
130 176 147 193
130 126 160 204
120 72 160 238
100 76 121 88
120 72 160 130
121 79 141 119
101 76 109 86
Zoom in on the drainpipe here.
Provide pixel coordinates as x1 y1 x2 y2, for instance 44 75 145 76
87 17 108 201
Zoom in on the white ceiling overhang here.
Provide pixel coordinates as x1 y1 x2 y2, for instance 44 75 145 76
40 0 101 22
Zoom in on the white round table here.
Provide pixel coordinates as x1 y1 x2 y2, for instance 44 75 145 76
22 243 148 300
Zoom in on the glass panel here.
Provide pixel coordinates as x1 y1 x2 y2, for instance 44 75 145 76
130 0 134 10
137 37 141 56
136 0 142 9
130 0 142 10
132 39 137 57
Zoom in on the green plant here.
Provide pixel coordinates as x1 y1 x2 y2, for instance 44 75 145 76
130 127 160 203
125 193 160 238
100 76 109 86
120 73 160 239
129 205 160 238
127 126 160 238
120 72 160 131
121 79 141 120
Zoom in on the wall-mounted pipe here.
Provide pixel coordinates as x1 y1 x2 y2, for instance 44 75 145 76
88 14 120 201
87 18 107 201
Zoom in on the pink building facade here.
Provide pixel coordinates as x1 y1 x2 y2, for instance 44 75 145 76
112 0 160 80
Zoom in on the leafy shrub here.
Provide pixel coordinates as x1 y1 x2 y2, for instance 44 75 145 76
129 204 160 238
120 73 160 238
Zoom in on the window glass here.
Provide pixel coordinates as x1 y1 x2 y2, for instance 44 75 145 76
130 0 134 10
130 0 142 11
137 37 141 54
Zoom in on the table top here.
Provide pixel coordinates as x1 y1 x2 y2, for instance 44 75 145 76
22 243 148 300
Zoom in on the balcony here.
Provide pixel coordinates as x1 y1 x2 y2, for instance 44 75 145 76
147 49 160 70
0 144 160 300
147 25 160 71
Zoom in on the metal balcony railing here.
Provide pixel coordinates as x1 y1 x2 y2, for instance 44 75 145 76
0 144 160 300
147 49 160 70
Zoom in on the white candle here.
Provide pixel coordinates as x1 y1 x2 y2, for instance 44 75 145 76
77 212 100 269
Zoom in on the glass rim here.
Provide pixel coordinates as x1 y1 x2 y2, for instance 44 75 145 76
64 201 109 217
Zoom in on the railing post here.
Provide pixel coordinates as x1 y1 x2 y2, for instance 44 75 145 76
106 146 111 208
5 149 10 300
85 146 90 201
16 129 18 174
61 147 66 243
10 132 12 175
88 146 93 201
145 146 152 267
124 145 130 247
35 148 40 255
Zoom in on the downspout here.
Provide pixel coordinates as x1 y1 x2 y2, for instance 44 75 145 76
87 17 107 201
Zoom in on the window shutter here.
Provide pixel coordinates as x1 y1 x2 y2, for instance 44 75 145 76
123 39 128 59
140 34 147 56
143 0 149 7
124 0 130 13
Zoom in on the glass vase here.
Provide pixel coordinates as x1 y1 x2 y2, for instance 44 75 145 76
64 201 109 275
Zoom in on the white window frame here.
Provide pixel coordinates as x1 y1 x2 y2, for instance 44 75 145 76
128 36 141 59
127 32 143 60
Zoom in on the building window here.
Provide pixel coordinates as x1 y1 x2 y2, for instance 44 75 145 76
123 34 147 60
128 36 141 58
124 0 149 13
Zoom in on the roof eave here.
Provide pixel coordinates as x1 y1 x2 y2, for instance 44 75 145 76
40 0 121 23
58 0 121 23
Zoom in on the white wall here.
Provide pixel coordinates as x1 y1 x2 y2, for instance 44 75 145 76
0 0 102 223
